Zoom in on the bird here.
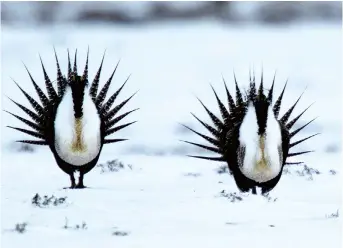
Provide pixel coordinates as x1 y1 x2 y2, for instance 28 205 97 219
181 70 318 194
5 48 138 189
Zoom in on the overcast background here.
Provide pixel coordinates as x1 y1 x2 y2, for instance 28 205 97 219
1 1 342 26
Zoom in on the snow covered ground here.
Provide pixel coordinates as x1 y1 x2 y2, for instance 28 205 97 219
1 21 342 247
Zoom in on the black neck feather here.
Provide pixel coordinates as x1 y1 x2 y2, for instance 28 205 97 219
69 74 86 118
254 99 270 136
249 85 271 136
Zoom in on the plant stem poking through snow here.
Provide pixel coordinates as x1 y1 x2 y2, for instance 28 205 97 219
326 209 339 219
112 229 130 236
32 193 67 207
14 223 28 234
97 159 133 173
63 218 88 230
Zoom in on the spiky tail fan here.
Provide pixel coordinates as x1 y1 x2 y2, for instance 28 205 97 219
181 71 318 166
6 49 138 145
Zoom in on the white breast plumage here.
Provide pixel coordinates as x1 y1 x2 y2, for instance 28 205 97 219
238 103 282 183
54 87 101 166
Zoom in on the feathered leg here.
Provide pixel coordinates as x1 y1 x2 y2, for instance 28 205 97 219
76 172 85 189
63 174 76 189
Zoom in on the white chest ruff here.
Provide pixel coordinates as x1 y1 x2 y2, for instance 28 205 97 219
54 87 101 166
238 104 283 183
240 148 281 183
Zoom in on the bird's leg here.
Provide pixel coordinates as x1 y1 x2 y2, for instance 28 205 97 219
70 173 76 188
75 172 86 189
251 186 257 195
63 173 76 189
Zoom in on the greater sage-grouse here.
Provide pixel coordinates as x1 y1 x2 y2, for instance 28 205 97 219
182 71 318 194
6 49 138 188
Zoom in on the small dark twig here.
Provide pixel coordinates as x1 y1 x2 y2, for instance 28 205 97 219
14 222 27 233
97 159 133 173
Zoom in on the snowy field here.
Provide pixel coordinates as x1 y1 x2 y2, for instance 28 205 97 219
1 22 342 247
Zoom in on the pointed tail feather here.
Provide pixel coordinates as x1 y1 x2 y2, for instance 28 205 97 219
180 124 220 147
248 72 257 102
190 113 220 138
267 72 276 103
12 80 45 116
39 55 58 101
288 150 314 157
7 126 45 139
4 110 42 132
89 50 106 100
290 133 320 148
103 139 128 144
105 121 137 137
233 72 243 106
257 70 264 98
82 47 89 82
210 84 230 126
73 49 78 74
7 96 44 125
180 140 221 154
105 108 139 130
96 60 120 107
186 155 225 161
273 80 288 118
285 161 304 165
67 49 72 81
23 63 49 108
100 75 130 114
16 140 48 145
280 90 306 124
104 91 137 121
196 97 224 130
54 47 66 97
289 117 317 138
286 103 314 130
223 77 236 113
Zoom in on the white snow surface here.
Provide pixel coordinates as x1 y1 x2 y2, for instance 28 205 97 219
1 22 342 247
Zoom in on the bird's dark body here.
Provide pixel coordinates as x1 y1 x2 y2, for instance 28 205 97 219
44 96 104 180
6 49 138 189
225 123 290 194
50 146 103 188
47 104 105 187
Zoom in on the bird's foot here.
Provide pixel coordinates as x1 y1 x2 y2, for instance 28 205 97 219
63 185 76 189
63 185 86 189
75 184 87 189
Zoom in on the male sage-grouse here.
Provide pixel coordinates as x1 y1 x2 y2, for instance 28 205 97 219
181 71 318 194
6 49 138 189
